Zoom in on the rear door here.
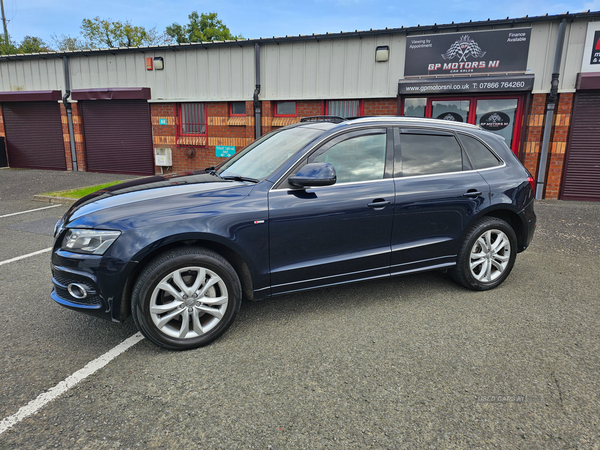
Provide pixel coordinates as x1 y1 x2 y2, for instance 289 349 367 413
391 128 490 274
268 128 395 294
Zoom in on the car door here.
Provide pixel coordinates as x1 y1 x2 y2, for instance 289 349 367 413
391 127 491 274
268 128 395 294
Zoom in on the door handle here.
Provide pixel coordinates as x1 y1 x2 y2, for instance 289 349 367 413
462 190 482 198
367 199 391 209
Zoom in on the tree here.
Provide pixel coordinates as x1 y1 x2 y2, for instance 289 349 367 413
18 35 51 53
0 34 50 54
50 34 88 51
166 12 242 44
81 16 170 48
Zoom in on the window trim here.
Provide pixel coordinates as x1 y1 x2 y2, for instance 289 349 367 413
274 101 297 117
324 99 364 118
177 102 207 137
230 102 246 117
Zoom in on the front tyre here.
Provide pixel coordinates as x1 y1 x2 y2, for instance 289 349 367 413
450 217 517 291
132 247 242 350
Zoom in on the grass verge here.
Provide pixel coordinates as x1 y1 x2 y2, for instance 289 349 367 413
42 181 123 199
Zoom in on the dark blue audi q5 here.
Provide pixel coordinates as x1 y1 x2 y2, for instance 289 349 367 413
52 116 536 350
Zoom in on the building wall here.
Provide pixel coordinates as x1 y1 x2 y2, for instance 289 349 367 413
59 103 86 171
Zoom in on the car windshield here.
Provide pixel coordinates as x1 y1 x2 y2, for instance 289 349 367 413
217 126 324 181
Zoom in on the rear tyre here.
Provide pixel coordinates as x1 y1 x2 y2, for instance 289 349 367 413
132 247 242 350
450 217 517 291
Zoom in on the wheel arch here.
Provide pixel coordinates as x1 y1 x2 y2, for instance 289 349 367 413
478 207 526 251
118 235 255 322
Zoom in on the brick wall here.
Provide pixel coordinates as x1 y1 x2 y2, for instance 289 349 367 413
59 103 86 171
363 98 398 115
522 93 573 199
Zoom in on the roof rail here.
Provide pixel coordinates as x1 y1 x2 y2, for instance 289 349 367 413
300 115 346 123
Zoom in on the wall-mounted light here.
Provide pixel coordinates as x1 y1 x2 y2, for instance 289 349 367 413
375 46 389 62
153 57 164 70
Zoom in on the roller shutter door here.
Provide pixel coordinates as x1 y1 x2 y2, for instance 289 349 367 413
80 100 154 175
2 102 66 170
561 92 600 201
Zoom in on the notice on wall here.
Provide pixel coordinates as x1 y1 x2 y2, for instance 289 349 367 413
216 146 235 158
404 28 531 77
398 75 534 95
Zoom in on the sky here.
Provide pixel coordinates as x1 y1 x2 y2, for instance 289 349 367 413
2 0 600 47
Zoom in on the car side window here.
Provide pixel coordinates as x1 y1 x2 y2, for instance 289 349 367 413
458 134 501 170
399 132 463 177
308 133 387 183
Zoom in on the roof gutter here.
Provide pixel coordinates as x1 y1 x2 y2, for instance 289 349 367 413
535 18 567 199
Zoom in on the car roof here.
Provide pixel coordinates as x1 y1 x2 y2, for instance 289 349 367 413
294 116 482 132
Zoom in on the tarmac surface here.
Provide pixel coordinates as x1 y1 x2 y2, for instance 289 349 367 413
0 167 599 449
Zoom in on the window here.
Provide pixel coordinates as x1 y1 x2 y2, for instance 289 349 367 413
403 98 426 117
459 134 501 170
275 101 296 116
179 103 206 136
326 100 362 118
309 133 386 183
399 133 463 177
230 102 246 116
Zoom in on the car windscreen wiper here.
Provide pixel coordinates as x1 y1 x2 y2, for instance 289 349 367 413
221 175 259 183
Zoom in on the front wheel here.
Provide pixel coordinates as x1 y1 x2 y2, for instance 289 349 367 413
450 217 517 291
131 247 242 350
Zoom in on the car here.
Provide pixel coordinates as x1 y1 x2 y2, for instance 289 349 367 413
51 116 536 350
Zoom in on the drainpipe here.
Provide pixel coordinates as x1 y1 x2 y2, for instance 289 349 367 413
62 56 78 171
253 43 262 139
536 18 567 199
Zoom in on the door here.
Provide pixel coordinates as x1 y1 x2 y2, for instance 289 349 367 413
2 102 66 170
268 129 394 294
391 128 490 274
80 100 154 175
561 91 600 201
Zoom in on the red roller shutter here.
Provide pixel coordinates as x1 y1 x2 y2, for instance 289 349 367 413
561 92 600 201
80 100 154 175
2 102 66 170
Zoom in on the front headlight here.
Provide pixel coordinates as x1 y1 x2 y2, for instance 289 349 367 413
62 229 122 255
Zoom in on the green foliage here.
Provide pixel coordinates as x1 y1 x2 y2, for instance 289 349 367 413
166 11 242 44
81 16 170 48
0 34 51 54
50 34 88 51
43 181 123 199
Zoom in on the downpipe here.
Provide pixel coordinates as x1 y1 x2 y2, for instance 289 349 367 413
536 18 567 200
253 43 262 139
62 56 78 171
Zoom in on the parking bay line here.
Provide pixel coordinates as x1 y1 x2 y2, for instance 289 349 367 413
0 248 53 267
0 204 62 219
0 332 144 436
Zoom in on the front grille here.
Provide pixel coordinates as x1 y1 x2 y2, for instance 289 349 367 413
52 271 102 306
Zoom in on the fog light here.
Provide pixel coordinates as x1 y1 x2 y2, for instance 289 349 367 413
67 283 88 300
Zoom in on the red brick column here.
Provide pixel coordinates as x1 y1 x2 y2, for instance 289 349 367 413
363 99 398 115
545 93 573 199
522 94 546 181
60 103 86 172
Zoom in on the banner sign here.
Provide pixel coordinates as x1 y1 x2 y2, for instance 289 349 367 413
590 30 600 65
404 28 531 77
399 75 534 95
581 22 600 73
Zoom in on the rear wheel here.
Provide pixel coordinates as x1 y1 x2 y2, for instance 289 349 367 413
450 217 517 291
132 247 241 350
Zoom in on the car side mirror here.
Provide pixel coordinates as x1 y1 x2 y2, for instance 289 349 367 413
289 163 337 188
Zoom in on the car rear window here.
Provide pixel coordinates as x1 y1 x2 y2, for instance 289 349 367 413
399 133 463 176
459 134 502 170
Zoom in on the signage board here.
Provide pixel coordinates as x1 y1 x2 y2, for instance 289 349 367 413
159 118 167 125
399 75 534 95
404 28 531 77
581 22 600 72
216 146 235 158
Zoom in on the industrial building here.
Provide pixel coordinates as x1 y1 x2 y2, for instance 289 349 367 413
1 11 600 200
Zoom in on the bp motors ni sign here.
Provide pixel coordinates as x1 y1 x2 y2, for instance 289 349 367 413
404 28 531 77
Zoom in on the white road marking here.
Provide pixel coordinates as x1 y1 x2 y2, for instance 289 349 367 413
0 332 144 436
0 204 62 219
0 248 53 267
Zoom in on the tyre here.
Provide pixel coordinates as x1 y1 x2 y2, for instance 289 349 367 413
450 217 517 291
131 247 242 350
